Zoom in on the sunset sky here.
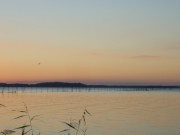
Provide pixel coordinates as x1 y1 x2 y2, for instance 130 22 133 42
0 0 180 85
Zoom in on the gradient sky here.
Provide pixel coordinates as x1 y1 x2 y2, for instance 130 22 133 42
0 0 180 85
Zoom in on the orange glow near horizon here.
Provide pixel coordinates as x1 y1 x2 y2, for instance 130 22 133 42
1 48 180 85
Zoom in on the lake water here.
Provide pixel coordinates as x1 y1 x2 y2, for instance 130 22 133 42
0 88 180 135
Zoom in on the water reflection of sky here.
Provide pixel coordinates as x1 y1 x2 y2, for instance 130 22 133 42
0 89 180 135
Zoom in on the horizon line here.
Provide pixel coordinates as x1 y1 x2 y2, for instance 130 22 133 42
0 81 180 87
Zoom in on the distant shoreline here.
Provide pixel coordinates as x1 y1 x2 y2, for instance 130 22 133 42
0 82 180 89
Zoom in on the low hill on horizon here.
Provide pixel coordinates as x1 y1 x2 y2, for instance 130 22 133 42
0 82 180 89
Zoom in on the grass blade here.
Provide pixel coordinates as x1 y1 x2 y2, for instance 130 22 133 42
14 115 27 119
63 122 77 131
83 115 86 125
85 109 92 116
21 128 25 135
0 104 6 107
30 115 40 122
15 125 30 130
19 111 27 113
59 129 69 133
1 129 15 135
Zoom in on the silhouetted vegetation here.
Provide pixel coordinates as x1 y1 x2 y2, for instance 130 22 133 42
59 108 91 135
0 103 91 135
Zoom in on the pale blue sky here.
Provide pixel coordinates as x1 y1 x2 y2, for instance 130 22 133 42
0 0 180 84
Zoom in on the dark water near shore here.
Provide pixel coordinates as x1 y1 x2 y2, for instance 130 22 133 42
0 88 180 135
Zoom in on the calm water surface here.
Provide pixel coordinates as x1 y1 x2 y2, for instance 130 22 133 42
0 88 180 135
